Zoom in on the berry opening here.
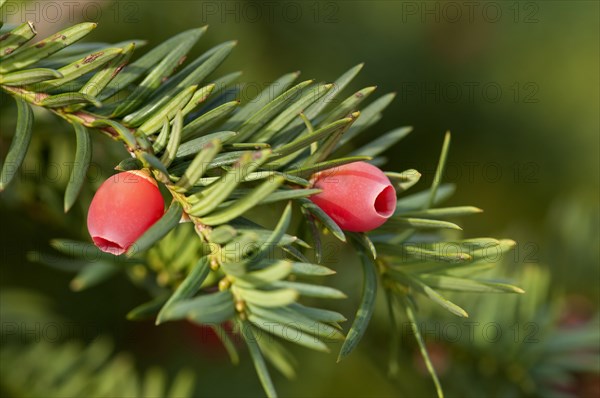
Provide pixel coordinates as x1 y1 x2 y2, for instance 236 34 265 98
374 185 396 217
92 236 127 255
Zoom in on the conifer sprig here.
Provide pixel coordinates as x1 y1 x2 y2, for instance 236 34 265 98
1 14 522 398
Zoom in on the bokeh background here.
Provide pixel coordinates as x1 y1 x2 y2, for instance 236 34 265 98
1 1 598 397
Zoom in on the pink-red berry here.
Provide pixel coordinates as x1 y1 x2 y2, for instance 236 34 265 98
309 161 396 232
87 170 164 255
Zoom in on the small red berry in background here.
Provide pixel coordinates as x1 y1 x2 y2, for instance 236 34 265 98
87 170 164 255
183 321 239 360
309 161 397 232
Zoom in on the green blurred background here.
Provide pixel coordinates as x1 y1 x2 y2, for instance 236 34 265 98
1 1 598 397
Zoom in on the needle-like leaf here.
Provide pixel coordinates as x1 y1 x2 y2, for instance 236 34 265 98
0 21 36 56
156 256 211 324
0 22 97 73
240 321 278 398
0 98 33 191
64 123 92 212
337 251 378 362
